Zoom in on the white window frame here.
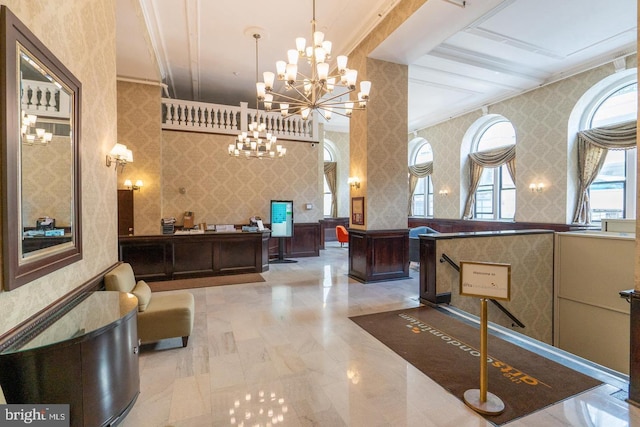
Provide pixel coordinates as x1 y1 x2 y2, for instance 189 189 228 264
409 138 434 217
471 116 516 221
580 74 637 222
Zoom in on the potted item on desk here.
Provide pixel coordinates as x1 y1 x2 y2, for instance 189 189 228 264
36 216 55 230
183 211 194 229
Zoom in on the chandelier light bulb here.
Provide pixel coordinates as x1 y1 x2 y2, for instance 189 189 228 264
317 62 329 83
295 37 306 54
287 49 299 65
314 47 326 63
360 80 371 98
322 40 332 56
285 64 297 85
264 93 273 111
276 61 286 80
280 103 289 116
313 31 324 46
326 77 335 92
256 82 266 100
337 55 348 73
345 102 354 116
346 69 358 89
263 72 275 91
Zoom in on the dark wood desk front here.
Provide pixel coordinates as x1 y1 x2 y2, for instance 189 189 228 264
118 231 271 281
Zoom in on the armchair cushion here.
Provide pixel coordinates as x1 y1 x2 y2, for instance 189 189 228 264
132 280 152 312
104 263 136 293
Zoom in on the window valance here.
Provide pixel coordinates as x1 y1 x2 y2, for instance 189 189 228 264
408 161 433 178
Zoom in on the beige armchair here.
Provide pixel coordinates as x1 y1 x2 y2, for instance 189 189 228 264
104 263 195 347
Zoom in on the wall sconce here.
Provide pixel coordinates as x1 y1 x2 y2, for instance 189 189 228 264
529 182 544 192
106 143 133 172
124 179 143 191
348 177 361 189
439 189 449 196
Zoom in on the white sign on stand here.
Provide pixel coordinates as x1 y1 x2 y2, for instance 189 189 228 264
459 261 511 301
459 260 511 416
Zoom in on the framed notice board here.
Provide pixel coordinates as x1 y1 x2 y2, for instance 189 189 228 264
351 197 364 225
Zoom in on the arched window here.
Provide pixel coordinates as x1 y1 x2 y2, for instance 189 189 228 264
586 81 637 222
410 141 434 217
323 146 335 217
470 117 516 220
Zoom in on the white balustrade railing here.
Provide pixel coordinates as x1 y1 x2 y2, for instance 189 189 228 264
21 78 70 119
162 99 318 142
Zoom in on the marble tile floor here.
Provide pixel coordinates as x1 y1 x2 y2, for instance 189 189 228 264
121 243 640 427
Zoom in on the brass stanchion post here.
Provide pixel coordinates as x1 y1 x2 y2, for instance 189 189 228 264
463 297 505 415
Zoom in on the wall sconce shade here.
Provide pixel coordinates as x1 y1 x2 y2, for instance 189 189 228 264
348 176 360 189
124 179 143 191
106 143 133 172
438 189 449 196
529 182 544 192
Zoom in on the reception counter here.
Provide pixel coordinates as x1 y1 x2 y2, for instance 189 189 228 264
118 230 270 281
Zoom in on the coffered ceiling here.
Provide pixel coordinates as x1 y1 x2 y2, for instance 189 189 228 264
116 0 637 132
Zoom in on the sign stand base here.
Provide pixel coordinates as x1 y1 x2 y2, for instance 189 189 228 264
463 389 505 415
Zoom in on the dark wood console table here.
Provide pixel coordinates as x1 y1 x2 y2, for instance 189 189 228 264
0 292 139 427
119 230 271 281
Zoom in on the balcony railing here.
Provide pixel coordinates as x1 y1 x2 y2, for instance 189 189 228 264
161 99 318 142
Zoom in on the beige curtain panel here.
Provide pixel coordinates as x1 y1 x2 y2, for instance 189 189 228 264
462 145 516 219
408 161 433 216
323 162 337 218
572 120 637 224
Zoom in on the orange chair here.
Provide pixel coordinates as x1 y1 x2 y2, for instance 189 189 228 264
336 225 349 247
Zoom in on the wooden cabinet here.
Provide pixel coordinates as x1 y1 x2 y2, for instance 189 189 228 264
0 292 140 427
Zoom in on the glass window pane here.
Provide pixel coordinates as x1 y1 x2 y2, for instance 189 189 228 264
594 150 626 184
501 164 514 188
414 142 433 164
323 147 333 161
324 193 332 216
590 181 624 221
500 188 516 219
475 189 493 216
413 195 425 216
478 168 494 186
591 83 637 128
477 121 516 151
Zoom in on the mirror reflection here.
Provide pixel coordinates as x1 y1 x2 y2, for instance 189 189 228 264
19 46 74 257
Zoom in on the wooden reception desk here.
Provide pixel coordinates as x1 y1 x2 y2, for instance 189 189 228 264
118 230 271 281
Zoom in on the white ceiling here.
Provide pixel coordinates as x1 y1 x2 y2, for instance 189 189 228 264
116 0 637 133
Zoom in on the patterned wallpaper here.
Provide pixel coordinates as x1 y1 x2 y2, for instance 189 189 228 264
347 0 426 231
0 0 118 335
22 136 72 227
436 233 555 343
417 56 638 223
161 131 323 228
117 81 162 236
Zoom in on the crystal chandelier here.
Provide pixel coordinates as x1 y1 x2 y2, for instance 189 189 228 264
257 0 371 121
21 111 53 145
229 34 287 159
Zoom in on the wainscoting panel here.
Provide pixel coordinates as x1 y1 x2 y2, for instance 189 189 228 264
348 229 409 283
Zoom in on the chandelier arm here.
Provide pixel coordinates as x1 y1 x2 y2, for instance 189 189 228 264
317 108 352 119
267 90 311 104
315 90 356 105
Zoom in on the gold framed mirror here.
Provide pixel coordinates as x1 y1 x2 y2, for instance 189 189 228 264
1 6 82 291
